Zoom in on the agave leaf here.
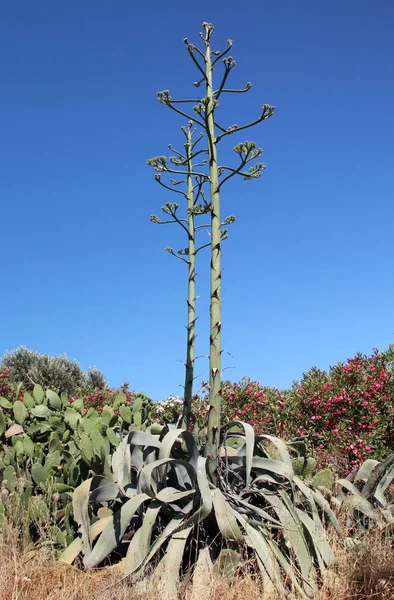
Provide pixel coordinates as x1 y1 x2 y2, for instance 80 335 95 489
256 434 293 467
190 547 213 600
336 478 364 499
296 508 335 569
264 535 310 599
221 421 254 485
270 490 315 591
159 429 199 469
211 488 244 543
213 549 242 578
342 493 382 523
60 515 113 564
374 463 394 506
124 503 162 575
362 454 394 501
354 459 380 484
155 526 193 599
73 478 93 555
111 438 132 490
311 488 341 534
155 487 195 504
234 512 279 597
252 457 293 482
143 513 186 569
235 496 282 527
180 457 212 529
139 457 212 574
84 494 150 568
250 473 284 486
137 458 197 496
60 537 82 565
126 430 162 449
89 476 120 503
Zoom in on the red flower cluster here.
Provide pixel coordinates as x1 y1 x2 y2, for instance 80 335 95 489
0 368 24 402
80 388 134 411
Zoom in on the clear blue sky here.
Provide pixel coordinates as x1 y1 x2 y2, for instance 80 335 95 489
1 1 393 400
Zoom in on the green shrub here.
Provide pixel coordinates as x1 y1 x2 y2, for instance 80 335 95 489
2 347 86 395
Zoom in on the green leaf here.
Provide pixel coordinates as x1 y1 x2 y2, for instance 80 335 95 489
23 435 35 457
0 397 13 409
31 405 50 419
32 463 47 485
311 469 334 491
132 395 143 414
119 405 132 424
89 429 106 458
23 393 35 409
79 434 94 464
47 389 62 410
0 409 5 437
106 428 119 447
72 398 84 412
13 401 28 424
113 393 127 408
133 411 142 428
61 391 69 406
33 384 44 404
3 465 16 491
64 408 81 430
101 406 115 426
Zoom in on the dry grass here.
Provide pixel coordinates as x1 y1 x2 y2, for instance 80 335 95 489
0 516 394 599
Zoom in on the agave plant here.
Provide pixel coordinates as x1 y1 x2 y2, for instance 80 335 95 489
335 454 394 530
62 422 339 598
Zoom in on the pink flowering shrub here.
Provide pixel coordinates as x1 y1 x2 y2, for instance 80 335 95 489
219 377 289 436
218 347 394 473
284 347 394 473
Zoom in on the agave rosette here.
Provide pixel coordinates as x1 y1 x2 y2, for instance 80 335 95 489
62 423 340 598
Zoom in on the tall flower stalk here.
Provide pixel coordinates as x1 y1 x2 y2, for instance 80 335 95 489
154 22 274 477
147 123 210 429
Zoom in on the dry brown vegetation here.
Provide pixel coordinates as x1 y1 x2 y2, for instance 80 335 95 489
0 519 394 600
